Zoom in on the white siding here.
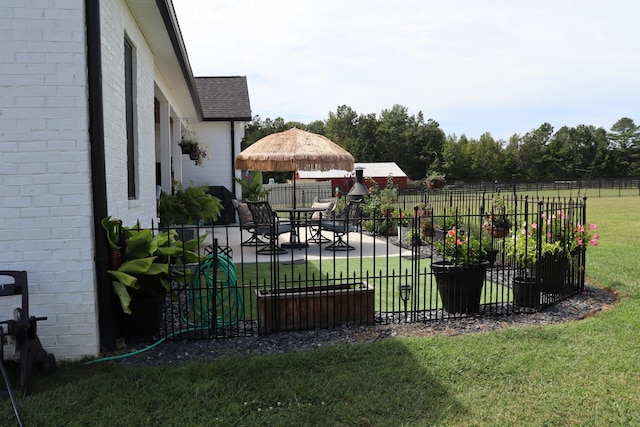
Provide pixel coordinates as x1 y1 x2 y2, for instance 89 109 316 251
0 0 97 359
183 121 246 192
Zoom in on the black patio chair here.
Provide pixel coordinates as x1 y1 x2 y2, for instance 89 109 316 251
307 197 338 244
320 199 362 251
232 199 265 247
246 201 292 254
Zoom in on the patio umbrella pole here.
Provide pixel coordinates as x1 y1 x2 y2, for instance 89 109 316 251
293 167 297 209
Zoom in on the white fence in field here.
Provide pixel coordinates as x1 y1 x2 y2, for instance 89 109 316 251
263 182 334 207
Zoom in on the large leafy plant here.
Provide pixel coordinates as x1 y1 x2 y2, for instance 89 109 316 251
158 183 223 226
101 216 204 314
233 171 271 201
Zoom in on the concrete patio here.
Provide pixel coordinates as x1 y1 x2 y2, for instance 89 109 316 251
202 224 413 264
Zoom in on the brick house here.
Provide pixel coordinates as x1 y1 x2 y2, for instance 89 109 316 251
0 0 250 359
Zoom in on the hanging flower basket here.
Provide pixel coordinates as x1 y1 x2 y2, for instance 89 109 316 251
180 142 194 155
178 131 209 167
487 225 510 238
428 178 446 189
426 173 446 189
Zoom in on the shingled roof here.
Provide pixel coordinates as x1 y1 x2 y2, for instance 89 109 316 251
194 76 251 121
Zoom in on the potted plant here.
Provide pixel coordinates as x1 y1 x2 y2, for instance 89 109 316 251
178 131 209 167
361 178 400 236
158 183 223 230
482 194 512 238
432 219 489 314
536 209 598 293
402 203 434 246
426 171 446 189
233 171 271 201
101 217 204 340
505 223 551 309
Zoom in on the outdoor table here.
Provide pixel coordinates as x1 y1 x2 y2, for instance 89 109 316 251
274 207 325 249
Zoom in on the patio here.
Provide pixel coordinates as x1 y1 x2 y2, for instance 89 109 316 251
201 222 413 263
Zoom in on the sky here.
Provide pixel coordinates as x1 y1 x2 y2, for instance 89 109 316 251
172 0 640 142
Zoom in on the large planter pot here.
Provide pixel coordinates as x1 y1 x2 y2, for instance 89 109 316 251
537 254 569 293
397 226 408 240
484 249 498 268
256 282 374 333
432 261 489 314
114 295 164 342
513 276 540 309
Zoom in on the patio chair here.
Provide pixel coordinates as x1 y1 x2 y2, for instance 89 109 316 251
232 199 266 247
246 201 292 254
320 199 362 251
307 197 338 244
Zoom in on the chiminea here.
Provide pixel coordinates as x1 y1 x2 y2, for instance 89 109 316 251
348 167 368 201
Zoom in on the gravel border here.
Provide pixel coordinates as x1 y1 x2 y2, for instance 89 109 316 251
111 282 617 366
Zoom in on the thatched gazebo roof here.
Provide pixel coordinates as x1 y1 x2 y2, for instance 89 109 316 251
235 128 354 172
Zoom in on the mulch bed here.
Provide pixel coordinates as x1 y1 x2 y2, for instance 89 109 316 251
110 283 617 366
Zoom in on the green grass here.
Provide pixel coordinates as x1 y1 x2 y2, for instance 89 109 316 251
2 196 639 426
235 256 510 316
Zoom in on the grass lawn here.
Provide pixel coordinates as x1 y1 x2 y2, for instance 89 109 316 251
1 195 638 426
235 255 510 317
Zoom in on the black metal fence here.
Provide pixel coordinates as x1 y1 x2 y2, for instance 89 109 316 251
159 192 591 341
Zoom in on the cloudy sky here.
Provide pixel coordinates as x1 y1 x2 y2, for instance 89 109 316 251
172 0 639 141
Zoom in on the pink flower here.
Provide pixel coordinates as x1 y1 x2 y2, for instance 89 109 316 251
589 239 598 246
447 229 456 237
531 223 538 230
589 224 598 231
577 238 584 246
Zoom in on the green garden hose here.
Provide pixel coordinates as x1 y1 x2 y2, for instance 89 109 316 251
185 252 243 329
85 253 242 365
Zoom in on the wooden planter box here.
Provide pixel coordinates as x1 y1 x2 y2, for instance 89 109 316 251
256 283 375 333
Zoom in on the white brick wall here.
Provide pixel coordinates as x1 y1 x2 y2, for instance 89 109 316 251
0 0 177 361
101 0 157 227
0 0 97 360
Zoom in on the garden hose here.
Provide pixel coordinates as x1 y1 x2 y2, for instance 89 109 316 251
184 252 244 329
84 253 242 365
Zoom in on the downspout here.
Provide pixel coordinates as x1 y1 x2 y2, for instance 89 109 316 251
86 0 116 351
230 120 237 198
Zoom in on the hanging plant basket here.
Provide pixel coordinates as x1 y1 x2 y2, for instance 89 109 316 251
189 151 199 161
428 178 446 189
180 142 194 155
487 225 510 238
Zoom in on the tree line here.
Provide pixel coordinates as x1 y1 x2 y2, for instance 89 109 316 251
243 104 640 182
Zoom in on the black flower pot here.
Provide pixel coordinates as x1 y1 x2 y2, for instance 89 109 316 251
513 276 540 309
484 249 498 267
432 261 488 314
536 254 569 293
114 295 164 342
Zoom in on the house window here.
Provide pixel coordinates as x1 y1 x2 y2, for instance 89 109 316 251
124 38 137 199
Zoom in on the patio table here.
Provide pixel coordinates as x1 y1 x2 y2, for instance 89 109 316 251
274 207 325 249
